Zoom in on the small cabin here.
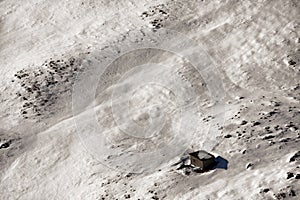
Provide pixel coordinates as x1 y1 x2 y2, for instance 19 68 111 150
189 150 216 170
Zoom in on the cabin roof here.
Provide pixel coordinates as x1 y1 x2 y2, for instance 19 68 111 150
189 150 215 160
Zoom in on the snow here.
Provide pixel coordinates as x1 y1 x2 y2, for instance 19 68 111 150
0 0 299 199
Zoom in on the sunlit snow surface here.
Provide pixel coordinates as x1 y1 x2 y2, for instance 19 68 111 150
0 0 299 199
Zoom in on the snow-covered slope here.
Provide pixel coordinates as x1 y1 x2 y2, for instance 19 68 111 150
0 0 299 199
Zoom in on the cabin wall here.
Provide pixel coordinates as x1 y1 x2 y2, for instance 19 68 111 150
203 159 216 170
190 156 204 168
190 156 216 170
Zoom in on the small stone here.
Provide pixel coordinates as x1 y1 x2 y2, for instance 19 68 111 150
274 125 281 131
263 135 275 140
0 142 10 149
288 60 296 65
184 169 191 176
271 101 281 107
125 173 132 178
246 163 253 169
235 96 244 100
252 121 261 126
151 196 159 200
290 189 296 197
289 151 300 162
279 138 291 143
268 111 277 116
261 188 270 193
240 120 248 125
287 172 294 179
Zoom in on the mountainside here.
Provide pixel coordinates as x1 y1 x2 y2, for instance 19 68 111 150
0 0 299 199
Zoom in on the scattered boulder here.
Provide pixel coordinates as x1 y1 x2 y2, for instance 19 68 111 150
224 134 232 138
289 151 300 162
287 172 294 179
260 188 270 193
0 140 11 149
274 186 296 199
140 4 169 31
288 60 297 66
263 135 275 140
246 163 254 169
279 138 291 143
252 121 261 126
271 101 281 107
13 55 85 120
240 120 248 125
235 96 244 100
151 196 159 200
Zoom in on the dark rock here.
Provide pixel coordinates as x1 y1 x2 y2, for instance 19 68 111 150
287 172 294 179
290 189 296 196
252 121 261 126
288 60 296 65
275 187 297 199
285 123 294 128
289 151 300 162
184 169 191 176
263 135 275 140
271 101 281 107
0 141 11 149
274 125 281 131
263 188 270 193
260 188 270 193
240 120 248 125
275 192 287 199
12 55 84 120
268 111 278 116
246 163 253 169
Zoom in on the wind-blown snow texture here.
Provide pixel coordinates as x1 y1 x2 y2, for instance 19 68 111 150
0 0 299 199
